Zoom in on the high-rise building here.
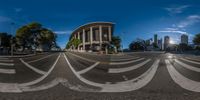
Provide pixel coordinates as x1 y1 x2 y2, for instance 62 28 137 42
158 38 162 50
181 34 188 44
164 36 170 50
154 34 158 45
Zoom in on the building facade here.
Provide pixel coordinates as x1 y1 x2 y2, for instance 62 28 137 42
181 34 188 45
164 36 170 50
69 22 114 52
154 34 158 45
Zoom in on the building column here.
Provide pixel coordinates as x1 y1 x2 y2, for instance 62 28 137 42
78 32 80 39
108 26 112 42
82 29 85 51
99 25 102 50
90 27 93 46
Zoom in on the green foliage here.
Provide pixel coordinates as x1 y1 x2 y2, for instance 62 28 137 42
16 22 57 51
129 39 145 51
66 38 81 49
0 33 12 47
193 33 200 45
111 36 121 50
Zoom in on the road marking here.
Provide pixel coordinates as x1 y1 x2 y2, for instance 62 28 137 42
181 58 200 65
20 58 47 75
108 59 151 73
21 78 65 92
64 53 160 92
122 75 128 81
0 53 61 93
0 62 14 66
27 53 56 63
0 58 9 60
19 53 61 87
109 58 145 65
67 52 96 62
77 62 100 74
0 59 13 62
166 60 200 92
110 57 140 62
0 68 15 74
185 57 200 62
0 83 21 93
175 59 200 72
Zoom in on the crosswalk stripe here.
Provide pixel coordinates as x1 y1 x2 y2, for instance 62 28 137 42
108 59 151 73
0 60 13 62
0 63 14 66
175 59 200 72
181 58 200 65
110 57 140 62
109 58 145 65
166 60 200 92
185 57 200 62
0 58 9 60
0 68 15 74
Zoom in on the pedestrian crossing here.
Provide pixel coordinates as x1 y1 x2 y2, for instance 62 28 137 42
166 56 200 92
0 57 15 74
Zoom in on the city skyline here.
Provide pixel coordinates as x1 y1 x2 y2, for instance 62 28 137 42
0 0 200 48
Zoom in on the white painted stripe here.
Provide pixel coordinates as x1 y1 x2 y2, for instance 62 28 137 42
68 52 96 62
77 62 100 74
185 57 200 62
166 60 200 92
27 53 56 63
0 63 14 66
109 59 151 73
0 83 22 93
21 78 63 92
0 58 9 60
0 68 15 74
64 53 160 92
0 54 61 93
19 53 61 87
109 58 145 65
0 59 13 62
110 57 140 62
181 58 200 65
175 59 200 72
20 58 47 75
101 60 160 92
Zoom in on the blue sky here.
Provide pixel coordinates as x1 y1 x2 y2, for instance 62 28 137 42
0 0 200 48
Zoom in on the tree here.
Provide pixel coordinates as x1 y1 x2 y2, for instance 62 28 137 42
193 33 200 45
129 39 146 51
66 38 81 50
111 36 121 51
193 33 200 50
0 33 12 47
16 22 57 52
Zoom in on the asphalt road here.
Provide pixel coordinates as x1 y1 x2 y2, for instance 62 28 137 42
0 51 199 100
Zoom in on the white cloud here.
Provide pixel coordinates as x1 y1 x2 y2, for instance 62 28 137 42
0 16 12 22
157 30 187 34
54 30 72 34
178 15 200 28
14 8 22 12
165 5 190 14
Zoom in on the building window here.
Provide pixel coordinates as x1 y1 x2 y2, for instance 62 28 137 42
102 27 109 41
93 27 99 41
